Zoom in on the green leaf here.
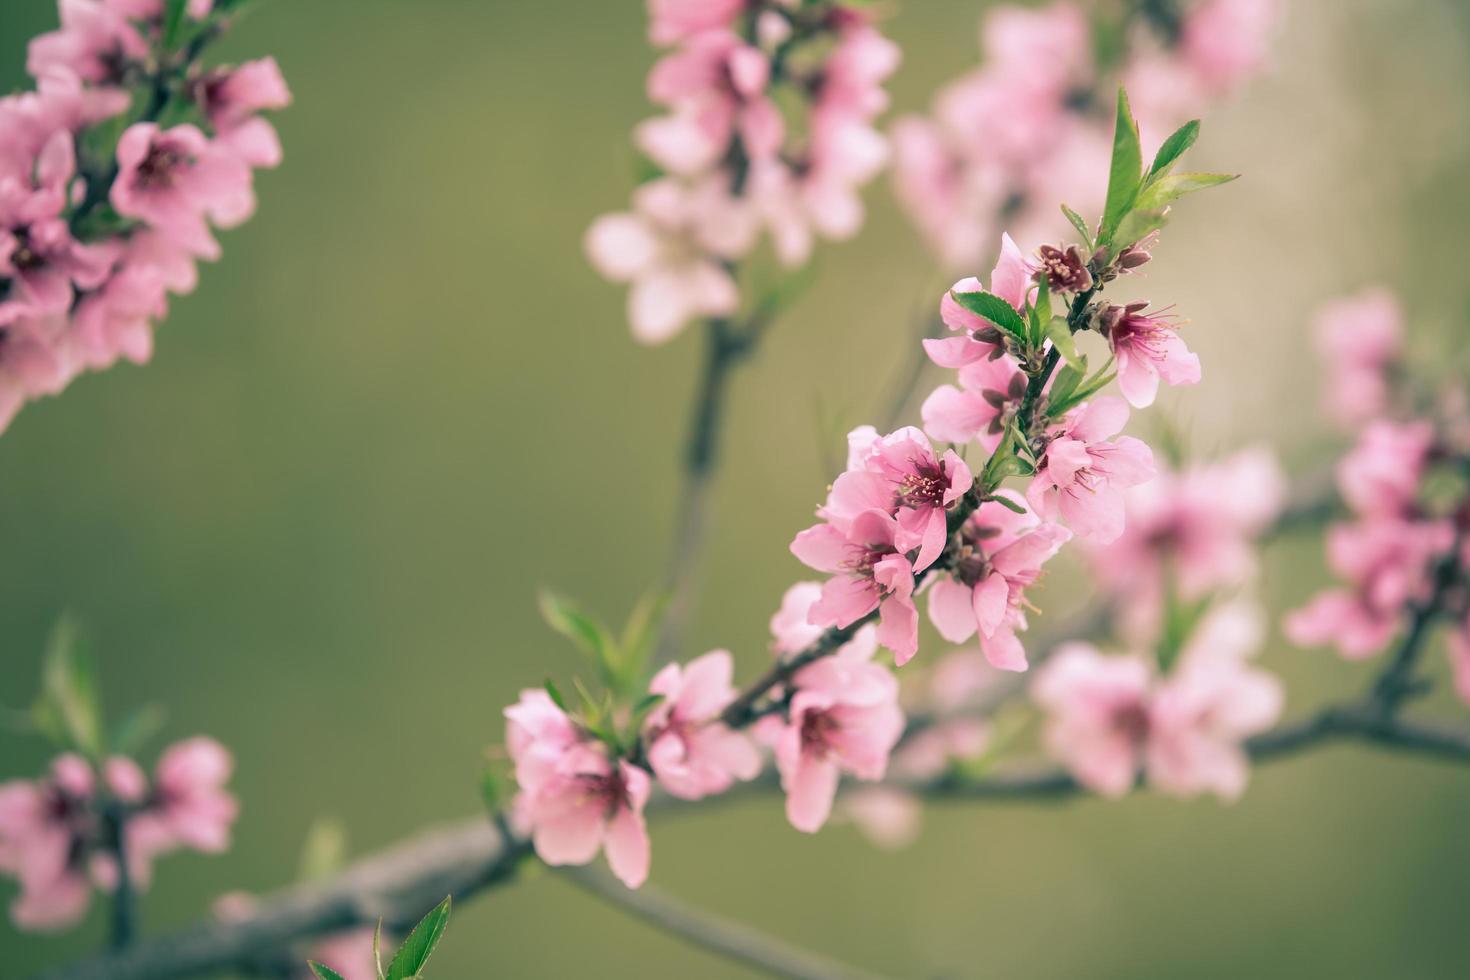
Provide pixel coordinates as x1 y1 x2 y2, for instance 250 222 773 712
614 593 669 693
982 494 1028 515
110 702 166 757
1028 276 1052 348
1110 207 1168 255
1147 120 1200 180
1049 359 1116 417
308 964 348 980
385 896 452 980
950 289 1027 343
538 591 615 684
162 0 189 50
1048 359 1086 407
542 679 568 712
1045 316 1079 365
33 617 104 758
1134 172 1238 212
373 921 386 980
1100 88 1143 243
296 818 348 883
1060 204 1094 250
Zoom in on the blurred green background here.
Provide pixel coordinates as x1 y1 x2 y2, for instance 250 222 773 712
3 0 1470 976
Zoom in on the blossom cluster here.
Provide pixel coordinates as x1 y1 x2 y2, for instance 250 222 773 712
0 0 289 433
0 738 237 930
508 87 1239 885
1034 601 1282 799
892 0 1279 268
585 0 899 343
1286 289 1470 697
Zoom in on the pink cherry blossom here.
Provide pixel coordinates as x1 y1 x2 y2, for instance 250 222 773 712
198 57 293 130
770 581 826 656
643 650 760 800
1036 604 1281 800
1312 288 1403 428
110 123 255 258
769 626 903 832
1179 0 1281 97
0 755 95 930
1027 396 1156 543
645 32 781 167
515 744 652 889
862 426 973 572
27 0 150 88
584 176 753 344
647 0 745 46
1033 643 1154 797
1085 448 1285 640
925 492 1070 671
1335 419 1433 518
790 509 919 664
1285 517 1454 659
505 689 653 888
1099 302 1201 408
921 353 1026 450
0 133 115 324
147 736 239 854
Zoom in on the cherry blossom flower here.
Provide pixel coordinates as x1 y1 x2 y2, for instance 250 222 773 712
767 626 903 832
110 123 255 258
643 650 761 800
1085 448 1285 640
647 0 745 47
1285 517 1454 659
1033 643 1154 797
0 755 96 930
1312 288 1403 429
770 581 826 656
1098 302 1201 408
921 353 1026 451
923 232 1030 370
1027 396 1156 543
27 0 150 89
584 176 753 344
925 492 1070 671
1179 0 1281 98
1035 603 1282 800
644 32 782 170
1335 419 1433 518
505 689 652 888
145 736 239 854
790 508 919 664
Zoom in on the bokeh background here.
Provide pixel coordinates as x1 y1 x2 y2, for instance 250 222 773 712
3 0 1470 976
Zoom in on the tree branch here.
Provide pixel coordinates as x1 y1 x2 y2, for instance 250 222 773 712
560 865 889 980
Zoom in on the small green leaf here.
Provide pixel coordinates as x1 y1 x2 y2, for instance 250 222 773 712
373 921 386 980
538 591 616 685
34 617 104 758
1045 316 1079 365
615 593 669 693
543 679 568 712
1147 119 1200 180
1134 172 1238 212
1028 276 1052 348
1110 207 1169 255
162 0 190 50
950 289 1027 342
385 896 452 980
982 494 1029 515
1060 204 1094 250
1100 88 1143 243
1048 360 1085 406
308 963 348 980
110 703 166 757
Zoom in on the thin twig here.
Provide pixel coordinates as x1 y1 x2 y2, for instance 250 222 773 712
560 865 890 980
103 803 137 951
